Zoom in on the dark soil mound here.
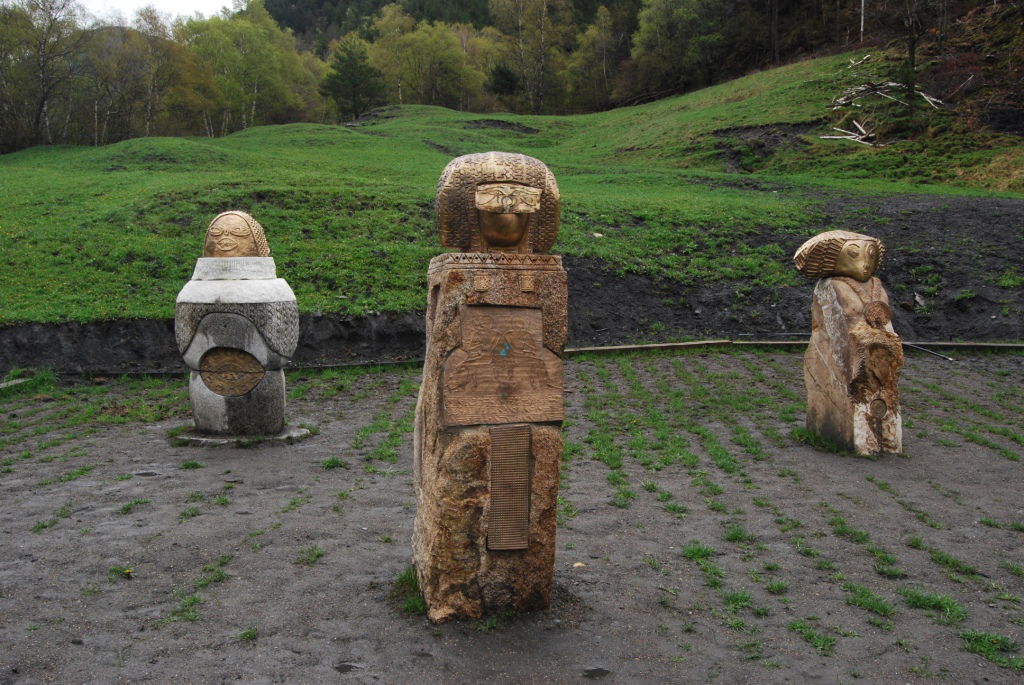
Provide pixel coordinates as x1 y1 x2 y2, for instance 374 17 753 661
465 119 540 134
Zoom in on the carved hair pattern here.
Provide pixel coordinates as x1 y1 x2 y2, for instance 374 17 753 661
436 151 560 252
793 230 885 278
205 210 270 257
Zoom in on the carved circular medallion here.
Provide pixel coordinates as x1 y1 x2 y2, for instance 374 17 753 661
864 301 892 328
869 399 888 418
198 347 265 396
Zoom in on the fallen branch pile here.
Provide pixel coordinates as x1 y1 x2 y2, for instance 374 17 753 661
831 81 944 110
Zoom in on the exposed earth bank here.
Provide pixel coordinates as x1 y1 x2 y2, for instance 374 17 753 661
2 192 1021 374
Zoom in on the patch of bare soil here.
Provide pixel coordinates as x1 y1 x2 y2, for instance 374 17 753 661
1 349 1022 683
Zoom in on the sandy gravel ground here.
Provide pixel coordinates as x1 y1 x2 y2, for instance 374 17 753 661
1 348 1022 683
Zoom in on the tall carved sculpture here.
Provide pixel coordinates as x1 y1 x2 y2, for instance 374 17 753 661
175 211 299 436
794 230 903 456
413 152 567 622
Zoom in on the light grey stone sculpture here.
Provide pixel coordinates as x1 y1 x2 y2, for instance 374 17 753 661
175 211 299 436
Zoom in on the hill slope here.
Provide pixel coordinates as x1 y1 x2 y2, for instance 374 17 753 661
1 50 1022 370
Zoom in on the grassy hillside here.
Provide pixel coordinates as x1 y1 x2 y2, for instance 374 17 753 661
1 50 1022 325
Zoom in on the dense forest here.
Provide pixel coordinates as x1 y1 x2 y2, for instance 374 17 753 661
0 0 1009 152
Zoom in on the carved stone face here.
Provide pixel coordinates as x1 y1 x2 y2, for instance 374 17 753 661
834 239 880 282
204 213 259 257
474 182 540 251
479 211 529 248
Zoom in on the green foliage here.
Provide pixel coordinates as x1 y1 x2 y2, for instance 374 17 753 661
682 541 716 561
118 498 150 515
842 582 895 617
392 565 427 614
789 619 836 656
0 369 57 399
109 566 134 580
295 545 325 565
320 35 385 120
1 46 1021 326
790 427 845 454
897 587 966 624
960 631 1024 670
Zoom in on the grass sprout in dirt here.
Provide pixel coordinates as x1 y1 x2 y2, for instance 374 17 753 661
0 348 1022 681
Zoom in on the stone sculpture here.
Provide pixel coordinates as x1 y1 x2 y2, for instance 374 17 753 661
413 152 567 622
175 211 299 436
794 230 903 456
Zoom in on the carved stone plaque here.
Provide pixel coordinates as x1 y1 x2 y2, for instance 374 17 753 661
198 347 266 396
487 424 531 550
442 306 563 427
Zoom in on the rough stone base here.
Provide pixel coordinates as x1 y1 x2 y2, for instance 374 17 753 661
169 424 312 448
188 369 286 435
412 424 561 623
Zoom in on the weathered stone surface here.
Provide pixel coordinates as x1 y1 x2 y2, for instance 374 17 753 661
174 215 298 437
170 423 312 447
413 152 565 622
796 231 903 456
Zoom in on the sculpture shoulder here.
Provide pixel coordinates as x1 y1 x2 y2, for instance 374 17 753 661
175 299 299 358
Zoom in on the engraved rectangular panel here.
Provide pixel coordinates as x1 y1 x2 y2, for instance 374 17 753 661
443 306 564 426
487 424 531 550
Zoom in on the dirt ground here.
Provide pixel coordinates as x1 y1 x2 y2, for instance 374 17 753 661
1 347 1022 683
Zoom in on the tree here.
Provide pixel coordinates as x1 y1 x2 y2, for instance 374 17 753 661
488 0 574 113
1 0 87 146
567 4 615 111
320 33 384 119
177 0 321 134
366 5 479 108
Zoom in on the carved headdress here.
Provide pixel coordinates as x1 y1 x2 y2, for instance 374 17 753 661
203 210 270 258
793 230 885 278
435 151 560 253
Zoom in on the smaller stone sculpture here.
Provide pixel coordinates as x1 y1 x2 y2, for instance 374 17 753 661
794 230 903 455
175 211 299 436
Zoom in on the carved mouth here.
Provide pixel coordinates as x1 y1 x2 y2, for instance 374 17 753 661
215 238 238 251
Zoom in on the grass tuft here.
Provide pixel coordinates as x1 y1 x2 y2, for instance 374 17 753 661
392 565 427 615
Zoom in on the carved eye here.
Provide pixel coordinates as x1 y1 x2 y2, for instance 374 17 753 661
847 245 860 257
208 228 224 237
229 227 250 237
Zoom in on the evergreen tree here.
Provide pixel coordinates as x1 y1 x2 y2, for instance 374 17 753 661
320 33 385 119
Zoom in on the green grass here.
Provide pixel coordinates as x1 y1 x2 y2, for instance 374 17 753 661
1 48 1019 327
842 582 896 618
392 565 427 615
118 498 149 515
897 587 966 624
960 631 1024 670
789 619 836 656
295 545 324 565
